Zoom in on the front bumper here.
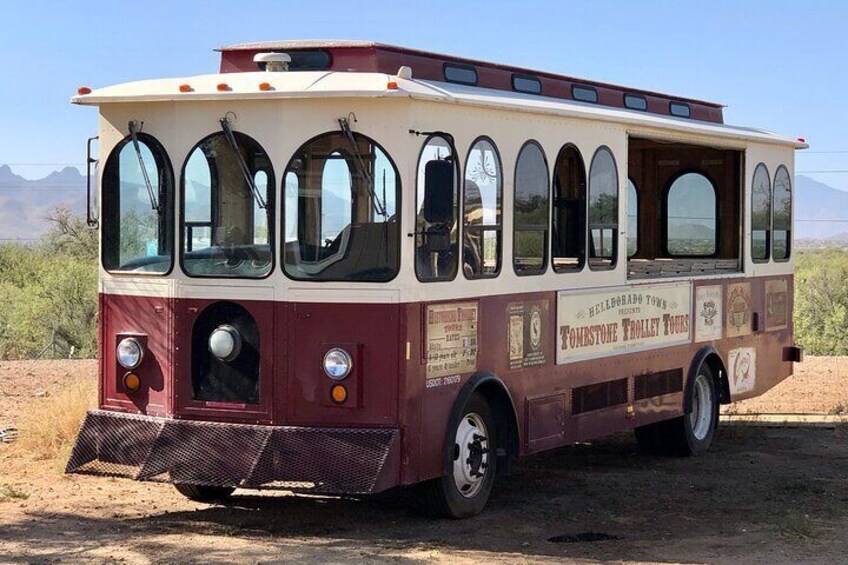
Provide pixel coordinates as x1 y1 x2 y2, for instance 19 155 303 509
66 410 401 495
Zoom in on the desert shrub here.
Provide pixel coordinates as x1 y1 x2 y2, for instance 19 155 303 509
794 249 848 355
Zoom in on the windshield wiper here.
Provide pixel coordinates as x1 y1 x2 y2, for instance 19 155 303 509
219 117 267 210
338 116 388 218
128 121 161 214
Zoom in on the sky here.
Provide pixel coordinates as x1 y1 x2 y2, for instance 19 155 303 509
1 0 846 189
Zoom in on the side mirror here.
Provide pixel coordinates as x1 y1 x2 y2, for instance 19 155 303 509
423 159 454 224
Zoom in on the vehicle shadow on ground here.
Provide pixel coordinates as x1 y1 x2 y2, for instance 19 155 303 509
4 427 848 564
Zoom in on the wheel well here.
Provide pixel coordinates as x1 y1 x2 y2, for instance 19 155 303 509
697 349 730 405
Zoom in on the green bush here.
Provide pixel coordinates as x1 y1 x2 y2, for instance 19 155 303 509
794 249 848 355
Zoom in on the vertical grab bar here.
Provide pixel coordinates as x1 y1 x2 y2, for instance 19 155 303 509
86 136 99 228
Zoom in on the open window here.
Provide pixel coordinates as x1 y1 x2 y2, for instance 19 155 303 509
415 135 459 282
588 147 619 270
551 144 586 272
513 141 549 275
463 137 502 279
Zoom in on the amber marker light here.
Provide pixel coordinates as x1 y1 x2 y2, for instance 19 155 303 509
387 81 399 90
123 372 141 393
259 82 273 91
217 83 230 92
77 86 92 95
331 384 348 404
179 84 193 93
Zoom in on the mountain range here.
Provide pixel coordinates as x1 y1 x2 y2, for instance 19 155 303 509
1 165 846 247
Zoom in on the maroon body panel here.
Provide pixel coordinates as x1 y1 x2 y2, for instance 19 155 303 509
218 43 724 123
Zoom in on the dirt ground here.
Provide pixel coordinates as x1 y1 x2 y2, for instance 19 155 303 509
1 358 848 565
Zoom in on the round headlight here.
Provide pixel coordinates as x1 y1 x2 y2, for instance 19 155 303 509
208 325 242 362
323 348 353 380
116 337 144 370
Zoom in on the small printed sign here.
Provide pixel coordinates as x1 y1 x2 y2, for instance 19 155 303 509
426 302 478 379
726 282 752 338
765 279 789 331
695 285 723 342
728 347 756 395
557 282 692 364
507 299 549 370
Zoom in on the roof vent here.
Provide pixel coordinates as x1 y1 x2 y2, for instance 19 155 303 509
253 52 292 72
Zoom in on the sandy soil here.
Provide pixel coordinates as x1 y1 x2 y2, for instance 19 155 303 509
1 358 848 564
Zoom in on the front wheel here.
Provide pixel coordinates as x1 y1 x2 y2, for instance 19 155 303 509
420 394 497 518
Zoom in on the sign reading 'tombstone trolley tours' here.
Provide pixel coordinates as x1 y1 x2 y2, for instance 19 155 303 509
557 282 692 363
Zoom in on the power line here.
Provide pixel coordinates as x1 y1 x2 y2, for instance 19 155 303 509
796 170 848 174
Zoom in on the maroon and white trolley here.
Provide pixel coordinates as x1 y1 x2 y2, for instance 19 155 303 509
67 41 804 517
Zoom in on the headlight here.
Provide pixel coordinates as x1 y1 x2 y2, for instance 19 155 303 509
116 337 144 370
323 348 353 380
208 325 242 362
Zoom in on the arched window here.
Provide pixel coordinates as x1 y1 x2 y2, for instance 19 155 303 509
283 131 400 282
627 178 638 258
463 137 502 278
751 163 771 262
513 141 549 275
773 165 792 261
415 135 459 282
182 131 274 277
101 131 173 273
588 147 619 269
665 172 717 257
551 144 586 272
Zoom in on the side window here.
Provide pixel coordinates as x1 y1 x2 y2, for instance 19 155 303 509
463 137 503 278
101 132 173 274
627 178 638 258
415 135 459 282
751 163 771 262
665 172 717 256
588 147 619 269
513 141 549 275
551 144 586 272
773 165 792 261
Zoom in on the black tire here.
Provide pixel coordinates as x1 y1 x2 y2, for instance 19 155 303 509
173 483 235 503
420 394 497 519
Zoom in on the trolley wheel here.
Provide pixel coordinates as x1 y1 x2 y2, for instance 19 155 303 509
420 394 498 518
173 483 235 503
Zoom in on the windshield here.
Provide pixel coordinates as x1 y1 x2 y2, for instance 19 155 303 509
181 131 274 277
283 131 399 281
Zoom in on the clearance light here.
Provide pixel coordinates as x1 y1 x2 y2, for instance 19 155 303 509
77 86 92 95
331 384 348 404
122 372 141 393
217 83 230 92
259 82 273 91
797 137 806 143
179 84 193 93
387 81 399 90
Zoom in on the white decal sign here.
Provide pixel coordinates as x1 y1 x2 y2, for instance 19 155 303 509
426 302 478 379
557 282 692 364
728 347 756 395
695 285 723 342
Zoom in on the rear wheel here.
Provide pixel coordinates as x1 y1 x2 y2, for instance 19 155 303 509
173 483 235 503
420 394 497 518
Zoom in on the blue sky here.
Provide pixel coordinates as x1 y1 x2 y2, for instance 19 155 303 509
1 1 846 189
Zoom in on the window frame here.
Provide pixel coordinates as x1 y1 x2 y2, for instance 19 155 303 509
512 139 550 277
750 162 772 264
101 132 175 276
662 169 720 259
626 177 639 258
512 74 543 95
572 85 599 104
462 135 504 280
443 63 478 86
179 130 276 280
551 143 588 274
772 164 792 263
587 145 619 271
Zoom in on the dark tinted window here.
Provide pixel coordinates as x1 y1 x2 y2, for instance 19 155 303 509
513 75 542 95
513 141 549 275
102 133 173 274
588 147 618 269
572 85 598 103
666 172 717 256
751 163 771 262
627 178 638 257
283 132 400 282
182 132 274 277
257 50 332 71
624 94 647 111
670 102 691 118
415 135 459 282
464 138 502 278
773 165 792 261
552 145 586 272
444 64 477 85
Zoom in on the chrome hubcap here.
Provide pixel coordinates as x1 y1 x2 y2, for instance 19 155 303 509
452 412 490 498
690 373 714 441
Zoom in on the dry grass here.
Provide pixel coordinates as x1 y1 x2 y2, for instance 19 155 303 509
11 376 96 462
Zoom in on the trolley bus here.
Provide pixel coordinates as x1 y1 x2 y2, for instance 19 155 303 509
67 40 804 518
